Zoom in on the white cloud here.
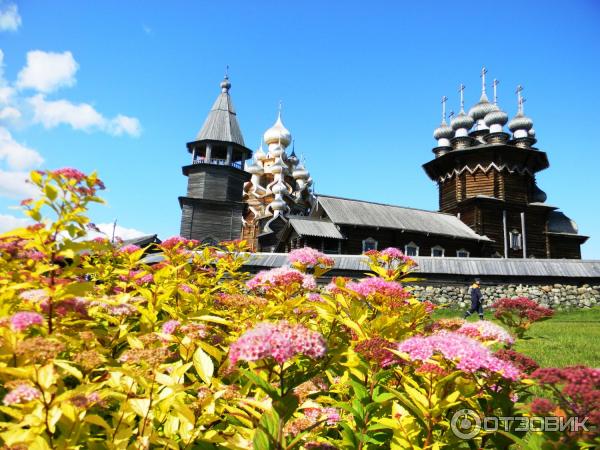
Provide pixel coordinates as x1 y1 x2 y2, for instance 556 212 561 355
0 106 20 120
87 223 147 241
0 169 37 199
0 127 43 170
0 3 21 32
109 114 141 137
17 51 79 93
28 94 141 137
0 213 30 233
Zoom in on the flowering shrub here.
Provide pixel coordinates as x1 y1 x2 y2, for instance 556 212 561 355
492 297 554 338
0 168 597 448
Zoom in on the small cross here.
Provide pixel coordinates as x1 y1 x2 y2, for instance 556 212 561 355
225 65 229 79
458 83 466 110
480 66 488 94
448 110 455 120
493 79 499 104
516 85 524 112
278 99 283 118
441 95 448 122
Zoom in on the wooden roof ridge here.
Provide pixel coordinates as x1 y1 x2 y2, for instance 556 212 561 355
315 194 461 218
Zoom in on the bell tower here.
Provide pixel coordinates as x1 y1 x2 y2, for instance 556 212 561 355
178 75 252 244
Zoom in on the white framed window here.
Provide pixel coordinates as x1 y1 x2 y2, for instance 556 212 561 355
431 245 445 257
362 237 378 252
405 241 419 257
510 229 522 250
456 248 470 257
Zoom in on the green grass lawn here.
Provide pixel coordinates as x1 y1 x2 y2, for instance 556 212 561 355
432 306 600 368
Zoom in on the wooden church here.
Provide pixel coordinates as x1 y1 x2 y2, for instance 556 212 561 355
178 70 588 259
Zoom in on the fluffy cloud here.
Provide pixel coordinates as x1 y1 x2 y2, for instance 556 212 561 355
0 3 21 32
0 169 37 199
16 51 79 93
28 94 141 137
0 213 29 233
0 106 20 120
0 128 43 170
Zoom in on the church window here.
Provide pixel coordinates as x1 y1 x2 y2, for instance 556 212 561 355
431 245 445 257
456 249 470 257
362 237 378 252
405 242 419 257
510 230 522 250
323 239 341 254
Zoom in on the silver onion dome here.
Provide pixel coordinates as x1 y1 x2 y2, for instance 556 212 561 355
451 111 474 131
468 94 496 120
484 109 508 127
433 122 454 140
272 180 288 195
508 112 533 132
254 143 267 161
264 113 291 147
271 198 286 211
293 163 309 180
220 76 231 93
269 157 287 174
246 160 263 175
528 128 536 137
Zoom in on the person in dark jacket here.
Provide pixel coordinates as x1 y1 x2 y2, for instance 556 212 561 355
464 278 484 320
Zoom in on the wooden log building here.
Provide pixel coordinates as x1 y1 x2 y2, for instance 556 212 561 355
178 70 588 259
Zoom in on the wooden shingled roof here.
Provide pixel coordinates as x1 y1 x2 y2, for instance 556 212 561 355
196 85 245 146
315 195 491 242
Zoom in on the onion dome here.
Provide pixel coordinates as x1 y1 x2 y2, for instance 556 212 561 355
254 142 267 161
270 198 286 212
220 76 231 93
245 159 263 175
508 113 533 133
293 162 309 180
451 111 474 132
288 142 299 166
468 94 496 121
272 180 288 195
508 85 534 138
484 109 508 134
264 112 291 147
268 142 285 158
269 157 287 175
548 211 579 234
528 128 536 137
532 184 547 203
433 123 453 140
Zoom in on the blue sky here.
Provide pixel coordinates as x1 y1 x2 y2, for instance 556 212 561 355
0 0 599 257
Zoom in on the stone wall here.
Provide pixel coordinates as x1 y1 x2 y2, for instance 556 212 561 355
410 283 600 310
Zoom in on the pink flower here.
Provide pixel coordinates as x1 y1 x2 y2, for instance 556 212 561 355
380 247 405 259
397 331 521 380
307 293 325 303
229 321 327 365
19 289 48 303
457 321 514 345
10 312 44 332
51 167 86 181
162 320 180 335
305 407 341 425
179 284 193 293
288 247 334 268
3 384 41 405
160 236 199 250
120 244 141 254
246 267 316 292
346 277 409 299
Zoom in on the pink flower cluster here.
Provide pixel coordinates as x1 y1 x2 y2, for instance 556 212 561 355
304 406 341 425
51 168 87 181
397 331 521 380
457 321 514 345
246 267 317 292
162 320 180 335
3 384 41 405
120 244 141 254
346 277 409 299
229 321 327 365
288 247 334 268
160 236 199 250
10 312 44 332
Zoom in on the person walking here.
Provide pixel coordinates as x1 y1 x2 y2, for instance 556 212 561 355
464 278 484 320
